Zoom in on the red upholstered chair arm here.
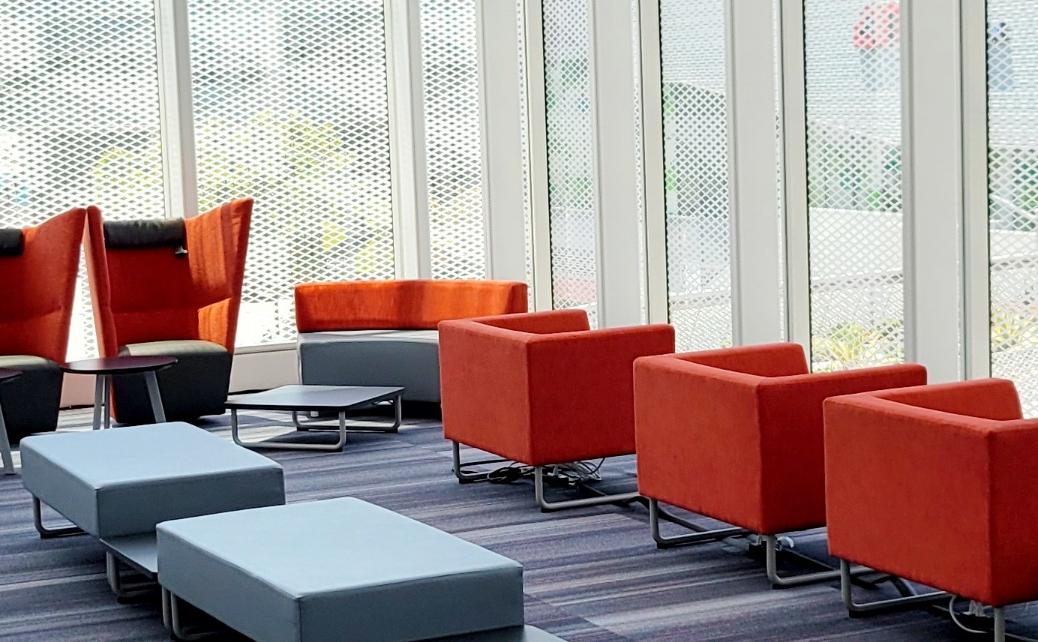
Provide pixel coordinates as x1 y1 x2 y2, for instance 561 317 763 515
296 279 527 332
521 324 674 464
824 394 1010 604
678 341 809 377
869 378 1023 421
476 309 590 334
989 418 1038 605
635 356 766 528
438 319 534 462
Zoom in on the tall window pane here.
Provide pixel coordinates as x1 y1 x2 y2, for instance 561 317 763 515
420 0 487 280
659 0 732 350
988 1 1038 412
0 0 165 358
542 0 597 325
189 0 395 346
804 0 903 370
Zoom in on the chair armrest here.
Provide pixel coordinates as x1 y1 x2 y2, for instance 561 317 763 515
677 342 809 377
476 309 589 334
520 324 674 464
870 378 1022 421
438 320 535 461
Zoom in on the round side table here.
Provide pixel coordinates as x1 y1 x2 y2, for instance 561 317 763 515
61 356 177 430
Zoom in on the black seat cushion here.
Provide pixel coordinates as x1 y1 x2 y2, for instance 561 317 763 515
0 355 61 443
113 340 231 424
0 228 24 257
103 219 187 254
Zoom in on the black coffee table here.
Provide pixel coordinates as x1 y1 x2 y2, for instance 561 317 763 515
61 356 177 430
0 368 21 475
225 385 405 452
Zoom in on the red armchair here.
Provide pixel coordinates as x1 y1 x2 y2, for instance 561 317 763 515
83 199 251 423
0 208 85 471
825 379 1038 640
634 342 926 587
439 309 674 511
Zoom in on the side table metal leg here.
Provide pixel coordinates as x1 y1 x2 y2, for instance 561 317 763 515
230 409 243 446
0 403 13 475
103 375 111 430
92 374 105 430
144 371 166 423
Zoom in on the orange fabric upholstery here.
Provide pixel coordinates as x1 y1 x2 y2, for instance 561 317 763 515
635 343 927 535
84 199 252 356
439 310 674 466
294 280 528 332
825 379 1038 607
0 208 86 363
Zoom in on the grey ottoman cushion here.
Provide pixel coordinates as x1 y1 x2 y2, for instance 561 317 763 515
0 355 61 443
298 330 439 402
158 498 524 642
115 340 231 424
20 422 284 538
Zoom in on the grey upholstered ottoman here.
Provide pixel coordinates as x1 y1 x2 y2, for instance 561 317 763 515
298 329 441 402
158 498 525 642
21 422 285 596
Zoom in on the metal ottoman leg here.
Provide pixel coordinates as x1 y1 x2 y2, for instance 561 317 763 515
32 496 84 538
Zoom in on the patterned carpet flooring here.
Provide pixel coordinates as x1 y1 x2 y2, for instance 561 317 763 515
1 408 1034 641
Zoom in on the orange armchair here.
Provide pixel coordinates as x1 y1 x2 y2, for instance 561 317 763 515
439 309 674 510
84 199 252 423
294 279 527 404
634 342 926 587
825 379 1038 639
0 208 85 449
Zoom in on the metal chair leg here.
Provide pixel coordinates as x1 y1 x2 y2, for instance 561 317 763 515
451 441 511 483
839 559 947 615
649 498 748 547
534 466 639 512
32 496 84 539
994 606 1006 642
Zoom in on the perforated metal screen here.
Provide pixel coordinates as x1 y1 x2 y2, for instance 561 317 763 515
988 0 1038 413
189 0 395 346
804 0 904 370
420 0 487 280
659 0 732 351
542 0 598 326
0 0 165 358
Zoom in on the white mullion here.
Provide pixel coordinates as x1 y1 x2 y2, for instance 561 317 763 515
522 0 553 310
778 0 811 351
475 0 528 283
154 0 198 219
639 0 668 325
901 0 965 382
587 0 643 328
961 0 990 379
385 0 430 279
726 0 783 345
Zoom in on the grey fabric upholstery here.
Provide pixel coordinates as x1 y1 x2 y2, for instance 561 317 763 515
158 498 524 642
0 355 61 443
20 422 284 538
103 218 186 253
0 228 24 256
115 340 230 424
298 330 440 403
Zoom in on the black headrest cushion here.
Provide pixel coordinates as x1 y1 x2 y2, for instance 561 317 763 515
103 219 187 254
0 228 24 257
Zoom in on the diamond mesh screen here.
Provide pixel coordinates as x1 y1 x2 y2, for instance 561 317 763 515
420 0 487 280
659 0 732 351
0 1 165 358
189 0 395 346
542 0 598 326
804 0 904 370
988 0 1038 413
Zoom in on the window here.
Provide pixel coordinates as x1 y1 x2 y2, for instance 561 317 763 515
189 0 396 346
988 0 1038 412
0 0 165 358
420 0 488 280
542 0 598 326
659 0 732 350
804 0 904 370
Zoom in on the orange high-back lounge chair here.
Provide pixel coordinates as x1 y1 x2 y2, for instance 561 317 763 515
83 199 252 424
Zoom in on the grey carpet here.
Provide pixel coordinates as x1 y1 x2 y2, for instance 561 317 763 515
1 408 1035 641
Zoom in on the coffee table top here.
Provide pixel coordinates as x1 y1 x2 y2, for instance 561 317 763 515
61 356 178 375
225 385 404 411
0 368 21 384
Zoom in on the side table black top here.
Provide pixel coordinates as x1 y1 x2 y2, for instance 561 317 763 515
61 356 177 375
